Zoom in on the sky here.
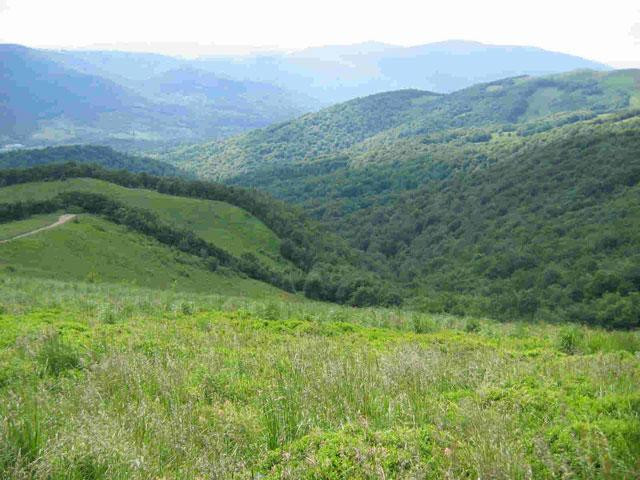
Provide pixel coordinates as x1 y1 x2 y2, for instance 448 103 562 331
0 0 639 66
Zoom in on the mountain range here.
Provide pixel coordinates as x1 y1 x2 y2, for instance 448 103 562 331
191 40 608 101
0 44 316 151
1 41 610 150
164 69 638 179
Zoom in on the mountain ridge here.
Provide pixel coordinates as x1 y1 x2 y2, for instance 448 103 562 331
163 69 640 179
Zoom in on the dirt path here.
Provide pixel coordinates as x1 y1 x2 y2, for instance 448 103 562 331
0 214 77 244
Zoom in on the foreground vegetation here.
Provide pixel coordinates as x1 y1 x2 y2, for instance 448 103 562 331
0 276 639 478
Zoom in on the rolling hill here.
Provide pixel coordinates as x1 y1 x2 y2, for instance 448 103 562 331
0 163 399 306
0 178 286 270
0 214 282 297
0 45 314 151
166 69 640 179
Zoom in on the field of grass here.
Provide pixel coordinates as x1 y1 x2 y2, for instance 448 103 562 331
0 178 286 270
0 214 61 241
0 275 638 479
0 215 284 299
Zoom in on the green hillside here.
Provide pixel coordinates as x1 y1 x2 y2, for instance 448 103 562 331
1 275 639 478
215 110 640 327
0 215 282 298
309 112 640 327
0 178 284 270
0 145 187 177
164 89 441 178
0 163 399 306
0 213 61 241
164 70 640 179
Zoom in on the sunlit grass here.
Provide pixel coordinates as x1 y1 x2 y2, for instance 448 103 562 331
0 275 639 478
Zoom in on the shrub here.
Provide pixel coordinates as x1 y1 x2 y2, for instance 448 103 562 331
0 400 43 470
412 315 437 334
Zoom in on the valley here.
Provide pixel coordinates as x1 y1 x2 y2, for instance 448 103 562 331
0 26 639 479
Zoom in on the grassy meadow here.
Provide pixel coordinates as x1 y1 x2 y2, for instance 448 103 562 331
1 275 638 479
0 214 62 242
0 214 284 299
0 179 285 270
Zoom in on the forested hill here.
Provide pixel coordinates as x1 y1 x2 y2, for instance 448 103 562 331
218 110 640 328
334 112 640 328
164 69 640 179
164 90 442 178
0 145 187 177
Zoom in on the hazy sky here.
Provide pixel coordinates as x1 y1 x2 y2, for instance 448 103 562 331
1 0 639 66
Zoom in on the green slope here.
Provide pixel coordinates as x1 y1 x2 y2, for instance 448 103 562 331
164 70 640 179
210 110 640 327
0 214 282 297
337 112 640 327
0 213 61 241
164 90 441 178
0 178 285 270
0 164 400 306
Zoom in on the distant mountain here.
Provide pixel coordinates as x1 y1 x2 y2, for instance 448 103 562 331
190 40 610 102
164 69 639 179
0 45 315 151
48 40 609 104
0 41 613 150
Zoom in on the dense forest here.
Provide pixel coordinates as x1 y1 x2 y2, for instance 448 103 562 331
222 112 640 327
165 69 640 179
343 114 640 327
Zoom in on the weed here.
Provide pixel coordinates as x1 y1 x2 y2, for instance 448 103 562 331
464 318 481 333
35 331 81 375
557 327 584 354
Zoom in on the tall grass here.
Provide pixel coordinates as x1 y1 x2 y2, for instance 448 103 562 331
1 275 639 478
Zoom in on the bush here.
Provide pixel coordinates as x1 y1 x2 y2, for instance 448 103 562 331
262 303 280 321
